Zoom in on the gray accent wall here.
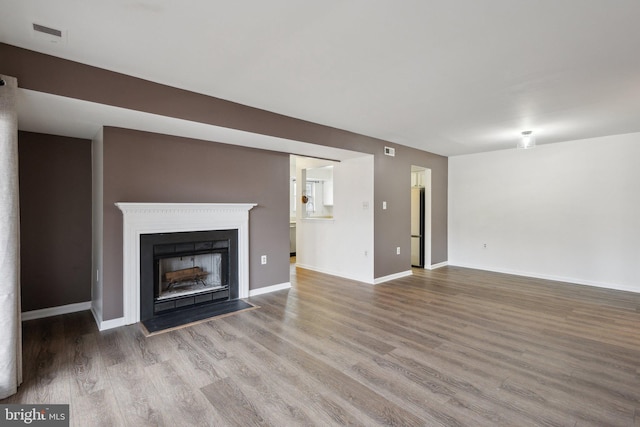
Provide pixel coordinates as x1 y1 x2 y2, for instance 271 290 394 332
18 131 92 311
373 145 448 276
101 127 290 320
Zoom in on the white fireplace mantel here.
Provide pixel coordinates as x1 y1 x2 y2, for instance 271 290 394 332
116 202 257 325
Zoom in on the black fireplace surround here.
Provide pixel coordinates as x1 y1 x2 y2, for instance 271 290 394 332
140 229 239 323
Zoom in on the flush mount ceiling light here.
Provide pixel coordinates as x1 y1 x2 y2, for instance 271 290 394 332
517 131 536 149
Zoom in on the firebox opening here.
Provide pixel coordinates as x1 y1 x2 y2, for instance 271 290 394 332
140 229 238 322
157 252 224 301
153 239 230 314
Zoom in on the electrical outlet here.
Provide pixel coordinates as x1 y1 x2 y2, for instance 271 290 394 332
383 201 387 210
261 255 267 265
483 243 487 249
396 246 401 255
364 250 368 257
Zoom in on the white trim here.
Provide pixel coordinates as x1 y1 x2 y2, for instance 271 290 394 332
21 301 92 321
90 306 101 329
449 263 640 294
115 202 257 325
296 263 374 284
428 261 449 270
92 308 126 331
373 270 413 285
249 282 291 297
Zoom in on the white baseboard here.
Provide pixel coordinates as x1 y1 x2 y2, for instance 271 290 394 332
98 317 126 331
249 282 291 297
449 262 640 294
91 307 126 331
373 270 413 285
22 301 92 321
20 302 125 331
429 261 449 270
295 263 374 284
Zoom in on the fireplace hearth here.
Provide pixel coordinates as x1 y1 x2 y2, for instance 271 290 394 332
140 229 238 323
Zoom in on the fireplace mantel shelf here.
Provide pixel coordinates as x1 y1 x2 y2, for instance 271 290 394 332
115 202 258 215
116 202 257 325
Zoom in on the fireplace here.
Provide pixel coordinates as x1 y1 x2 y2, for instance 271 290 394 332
116 203 256 325
140 229 238 322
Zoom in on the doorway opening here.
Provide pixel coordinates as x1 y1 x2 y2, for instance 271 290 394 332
289 154 338 266
289 153 375 283
411 166 432 269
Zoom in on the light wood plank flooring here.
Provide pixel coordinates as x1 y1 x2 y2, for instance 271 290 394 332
4 265 640 426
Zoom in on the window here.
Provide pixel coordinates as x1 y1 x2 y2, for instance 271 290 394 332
303 165 334 219
304 181 316 214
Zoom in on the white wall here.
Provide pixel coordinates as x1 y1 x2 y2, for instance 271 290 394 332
449 132 640 293
296 155 374 283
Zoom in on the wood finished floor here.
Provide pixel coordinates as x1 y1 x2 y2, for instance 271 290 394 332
4 265 640 426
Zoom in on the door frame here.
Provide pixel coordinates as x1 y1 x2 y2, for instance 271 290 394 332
411 166 432 269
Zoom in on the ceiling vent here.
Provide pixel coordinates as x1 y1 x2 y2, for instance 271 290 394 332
31 23 67 44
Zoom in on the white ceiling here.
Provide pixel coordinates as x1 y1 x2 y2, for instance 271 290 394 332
2 0 640 156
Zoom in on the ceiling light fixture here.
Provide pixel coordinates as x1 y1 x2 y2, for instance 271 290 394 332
517 131 536 149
